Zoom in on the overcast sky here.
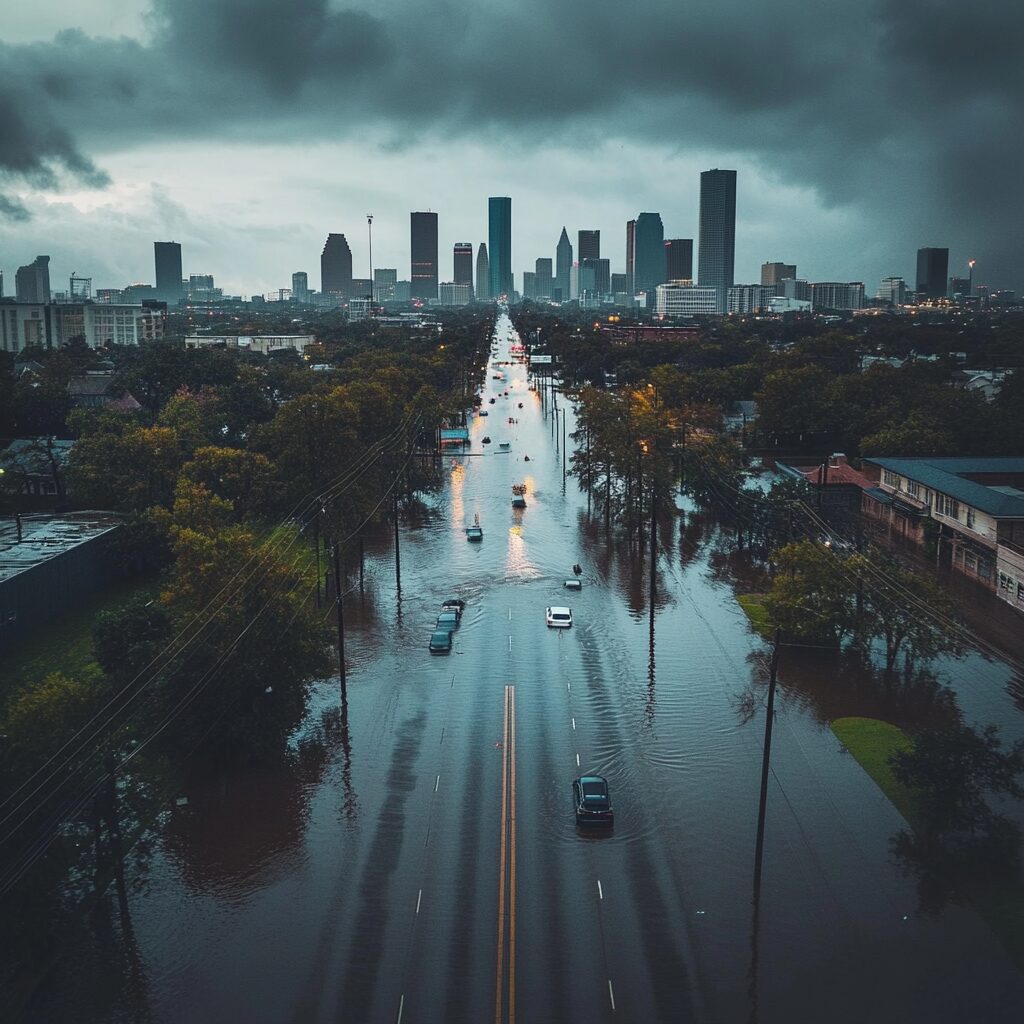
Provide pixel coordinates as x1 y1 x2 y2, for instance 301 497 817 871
1 0 1021 297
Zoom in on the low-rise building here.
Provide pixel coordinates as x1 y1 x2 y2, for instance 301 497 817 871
777 453 871 535
184 334 314 355
862 456 1024 613
654 284 718 317
0 300 165 352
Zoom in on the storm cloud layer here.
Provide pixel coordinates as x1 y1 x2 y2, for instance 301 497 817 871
1 0 1021 287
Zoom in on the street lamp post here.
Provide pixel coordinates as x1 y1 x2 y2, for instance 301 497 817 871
968 259 976 297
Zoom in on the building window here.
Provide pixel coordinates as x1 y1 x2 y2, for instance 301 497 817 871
966 507 975 530
882 469 899 487
999 572 1014 592
937 494 959 519
965 551 977 572
1017 582 1024 603
907 480 920 498
978 559 992 581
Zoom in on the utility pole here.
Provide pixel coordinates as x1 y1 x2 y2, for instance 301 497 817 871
752 628 781 897
648 482 657 620
562 408 567 490
332 539 347 702
393 491 402 594
367 214 374 302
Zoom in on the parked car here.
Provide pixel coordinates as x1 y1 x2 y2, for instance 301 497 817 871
573 776 614 827
429 629 453 653
546 606 573 628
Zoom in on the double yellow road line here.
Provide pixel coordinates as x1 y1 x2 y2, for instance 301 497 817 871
495 685 517 1024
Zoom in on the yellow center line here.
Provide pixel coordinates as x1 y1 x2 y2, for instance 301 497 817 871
495 686 510 1024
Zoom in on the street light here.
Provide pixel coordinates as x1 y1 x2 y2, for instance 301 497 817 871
968 259 976 297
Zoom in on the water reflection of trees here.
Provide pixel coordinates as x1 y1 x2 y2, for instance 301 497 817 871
736 647 960 734
161 711 341 894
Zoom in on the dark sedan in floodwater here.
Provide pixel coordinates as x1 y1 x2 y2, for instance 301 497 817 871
429 629 453 653
573 775 614 827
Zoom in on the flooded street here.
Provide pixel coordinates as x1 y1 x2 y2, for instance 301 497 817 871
30 312 1024 1023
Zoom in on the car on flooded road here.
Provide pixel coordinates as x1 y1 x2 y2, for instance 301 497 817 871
429 629 453 653
573 776 614 827
546 606 572 628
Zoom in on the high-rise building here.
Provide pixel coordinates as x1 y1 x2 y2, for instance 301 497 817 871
698 169 737 313
488 197 512 299
665 239 693 282
291 272 309 302
535 258 553 299
438 282 472 306
633 213 665 297
374 268 398 303
611 272 628 294
781 279 812 302
581 258 610 294
578 230 600 262
15 255 51 303
810 282 865 311
555 227 572 302
761 262 796 287
948 276 971 299
476 244 490 301
655 284 718 316
154 242 183 303
877 276 907 306
522 271 537 299
411 212 439 300
727 284 775 314
916 247 949 300
453 242 474 297
626 220 636 294
321 234 353 298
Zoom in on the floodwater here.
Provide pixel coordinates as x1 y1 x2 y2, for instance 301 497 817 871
27 312 1024 1023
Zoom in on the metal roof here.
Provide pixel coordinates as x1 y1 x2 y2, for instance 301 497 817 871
0 513 123 583
862 457 1024 519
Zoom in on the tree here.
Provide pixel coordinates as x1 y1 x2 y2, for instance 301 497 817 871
860 410 955 457
754 365 834 445
179 446 275 519
94 598 173 685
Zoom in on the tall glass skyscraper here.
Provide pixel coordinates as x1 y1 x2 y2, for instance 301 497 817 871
633 213 665 297
488 197 512 299
916 247 949 299
476 243 490 300
321 233 353 297
555 227 572 302
453 242 474 296
697 169 737 313
154 242 183 303
410 212 439 300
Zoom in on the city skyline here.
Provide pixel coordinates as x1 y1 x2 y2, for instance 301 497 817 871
0 2 1018 297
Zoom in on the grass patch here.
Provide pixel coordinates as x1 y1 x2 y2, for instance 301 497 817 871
0 577 158 708
832 716 1024 972
737 593 772 638
831 717 917 821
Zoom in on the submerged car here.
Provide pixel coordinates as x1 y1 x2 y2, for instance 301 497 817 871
429 629 453 653
436 610 460 631
546 606 573 628
573 775 614 827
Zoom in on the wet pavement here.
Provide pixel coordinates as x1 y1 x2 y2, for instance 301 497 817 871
27 312 1024 1023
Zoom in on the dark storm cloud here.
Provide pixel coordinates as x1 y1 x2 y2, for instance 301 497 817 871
0 0 1021 283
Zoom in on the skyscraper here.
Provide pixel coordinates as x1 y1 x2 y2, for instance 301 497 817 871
633 212 665 297
453 242 474 297
698 169 737 312
154 242 183 303
15 255 51 303
626 220 636 295
555 227 572 302
761 262 796 287
580 258 610 294
578 230 600 262
535 258 553 299
321 234 353 297
476 244 490 301
665 239 694 282
411 212 439 299
488 197 512 299
291 272 309 302
916 247 949 300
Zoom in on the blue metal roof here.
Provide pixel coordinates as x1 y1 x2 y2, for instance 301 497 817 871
863 457 1024 519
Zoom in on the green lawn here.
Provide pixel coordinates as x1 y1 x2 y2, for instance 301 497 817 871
736 593 773 638
832 715 1024 971
0 577 157 709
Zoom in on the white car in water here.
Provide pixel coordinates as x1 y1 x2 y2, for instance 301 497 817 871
546 606 573 628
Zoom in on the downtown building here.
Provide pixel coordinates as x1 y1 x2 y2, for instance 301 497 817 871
555 228 572 302
475 244 490 301
876 276 908 306
154 242 183 303
453 242 474 298
438 282 472 306
665 238 693 283
488 198 513 299
916 247 949 300
654 284 718 317
321 233 354 300
1 299 165 352
15 256 51 304
761 262 796 288
534 258 553 299
697 169 737 312
810 281 865 311
411 212 439 300
632 213 666 299
727 284 776 314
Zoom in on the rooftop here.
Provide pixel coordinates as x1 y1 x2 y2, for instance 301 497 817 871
0 513 123 584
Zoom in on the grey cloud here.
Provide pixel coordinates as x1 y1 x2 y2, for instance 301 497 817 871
0 0 1021 285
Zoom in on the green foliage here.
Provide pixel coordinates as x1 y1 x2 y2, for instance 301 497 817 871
93 597 173 686
736 594 772 638
831 717 917 820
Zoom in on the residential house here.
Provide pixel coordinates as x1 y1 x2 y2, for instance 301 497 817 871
776 453 871 536
0 438 75 497
861 456 1024 613
67 371 142 411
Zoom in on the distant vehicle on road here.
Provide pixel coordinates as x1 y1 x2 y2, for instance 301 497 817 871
482 436 492 444
441 599 465 619
512 483 527 508
466 514 483 542
564 579 582 590
479 409 489 416
546 606 572 628
429 629 453 653
573 776 614 827
499 441 511 450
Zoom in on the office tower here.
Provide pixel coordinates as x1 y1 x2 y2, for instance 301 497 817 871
291 272 309 302
578 230 600 262
453 242 474 296
579 260 597 295
665 239 694 282
411 212 439 299
698 169 737 313
761 262 796 287
321 233 353 297
581 257 611 294
535 258 553 298
727 284 776 314
555 227 572 302
438 282 472 306
476 244 490 300
810 282 865 311
374 268 398 302
948 276 971 299
611 272 628 294
877 276 908 306
153 242 183 303
916 247 949 300
15 255 51 303
633 212 665 296
488 197 512 299
655 284 718 316
522 271 537 299
626 219 636 294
